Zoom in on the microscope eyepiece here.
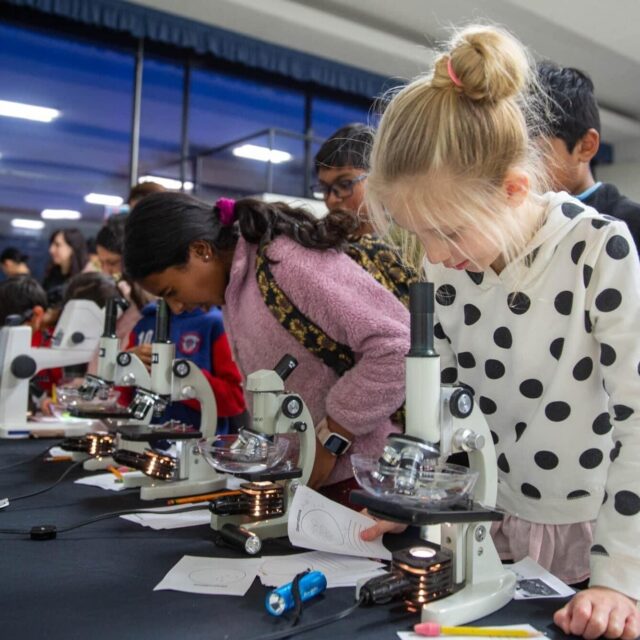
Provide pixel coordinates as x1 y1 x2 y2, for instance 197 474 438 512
274 354 298 381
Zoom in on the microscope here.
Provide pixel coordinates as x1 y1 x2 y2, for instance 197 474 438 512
60 296 148 469
351 282 515 626
208 354 316 540
0 300 103 438
106 300 226 500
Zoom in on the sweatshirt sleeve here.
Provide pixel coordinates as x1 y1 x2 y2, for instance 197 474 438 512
584 221 640 600
271 244 410 437
196 332 246 418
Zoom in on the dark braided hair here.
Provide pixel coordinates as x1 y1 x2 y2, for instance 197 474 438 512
124 192 359 280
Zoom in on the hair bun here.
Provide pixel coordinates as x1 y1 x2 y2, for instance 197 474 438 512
435 25 530 102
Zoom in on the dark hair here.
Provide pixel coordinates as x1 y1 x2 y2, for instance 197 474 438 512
0 276 47 325
314 123 375 173
63 272 120 309
128 181 166 207
536 62 600 152
96 214 128 255
0 247 29 264
46 228 89 278
124 192 359 280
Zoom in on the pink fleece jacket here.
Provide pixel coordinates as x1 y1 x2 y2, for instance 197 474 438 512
222 236 410 485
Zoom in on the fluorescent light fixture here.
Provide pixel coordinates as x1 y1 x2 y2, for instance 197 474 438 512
41 209 82 220
232 144 292 163
138 175 193 191
0 99 60 123
84 193 124 206
11 218 45 230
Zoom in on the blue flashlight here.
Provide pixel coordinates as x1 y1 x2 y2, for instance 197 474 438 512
265 570 327 616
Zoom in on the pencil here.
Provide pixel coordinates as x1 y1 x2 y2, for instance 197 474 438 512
167 490 241 506
107 465 124 481
413 623 542 637
45 455 73 462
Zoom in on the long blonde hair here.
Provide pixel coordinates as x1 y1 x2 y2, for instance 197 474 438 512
367 25 549 270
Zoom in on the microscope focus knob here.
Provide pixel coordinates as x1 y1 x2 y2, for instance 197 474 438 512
71 331 85 345
281 395 303 419
453 428 485 452
117 352 132 366
173 360 191 378
11 355 37 379
449 387 474 418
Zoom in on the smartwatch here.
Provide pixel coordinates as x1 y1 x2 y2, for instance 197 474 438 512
316 419 352 456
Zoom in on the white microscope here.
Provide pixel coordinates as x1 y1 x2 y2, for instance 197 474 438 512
0 300 103 438
108 300 227 500
208 354 316 540
59 296 151 469
351 282 515 625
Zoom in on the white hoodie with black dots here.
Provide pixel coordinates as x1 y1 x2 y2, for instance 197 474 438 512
425 191 640 600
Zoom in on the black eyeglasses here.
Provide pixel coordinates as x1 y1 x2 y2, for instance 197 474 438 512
310 173 368 200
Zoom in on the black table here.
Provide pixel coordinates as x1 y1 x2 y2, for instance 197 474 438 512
0 439 576 640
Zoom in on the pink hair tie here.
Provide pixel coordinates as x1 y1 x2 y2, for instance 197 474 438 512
447 57 463 88
216 197 236 226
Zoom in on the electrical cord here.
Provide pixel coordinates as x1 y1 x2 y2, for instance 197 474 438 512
1 460 84 505
244 597 364 640
0 504 208 538
0 441 63 471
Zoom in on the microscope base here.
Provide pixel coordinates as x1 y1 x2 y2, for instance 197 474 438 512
83 456 113 471
420 571 516 626
211 512 289 540
0 420 98 439
140 476 226 500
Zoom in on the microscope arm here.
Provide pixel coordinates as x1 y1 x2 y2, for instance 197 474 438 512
33 346 96 371
171 359 218 440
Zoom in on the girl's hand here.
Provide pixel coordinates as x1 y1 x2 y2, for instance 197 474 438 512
40 397 55 417
360 510 408 540
127 344 153 369
554 586 640 639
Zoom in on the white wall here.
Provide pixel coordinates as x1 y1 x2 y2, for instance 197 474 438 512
598 164 640 202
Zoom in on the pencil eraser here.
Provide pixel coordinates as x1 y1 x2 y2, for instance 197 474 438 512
414 622 441 636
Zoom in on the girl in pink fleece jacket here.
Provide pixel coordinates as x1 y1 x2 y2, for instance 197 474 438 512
123 193 409 497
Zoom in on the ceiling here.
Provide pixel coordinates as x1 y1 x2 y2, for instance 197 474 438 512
131 0 640 151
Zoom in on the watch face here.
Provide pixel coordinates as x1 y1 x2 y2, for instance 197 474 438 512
324 434 349 455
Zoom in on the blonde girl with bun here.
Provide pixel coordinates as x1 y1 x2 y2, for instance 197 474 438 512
362 25 640 640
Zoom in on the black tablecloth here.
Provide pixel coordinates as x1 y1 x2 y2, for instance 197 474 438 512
0 439 576 640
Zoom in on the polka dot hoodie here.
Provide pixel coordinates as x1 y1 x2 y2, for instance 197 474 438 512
425 192 640 599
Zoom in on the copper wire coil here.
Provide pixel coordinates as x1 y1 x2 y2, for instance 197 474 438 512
392 546 454 610
60 433 115 458
112 448 177 480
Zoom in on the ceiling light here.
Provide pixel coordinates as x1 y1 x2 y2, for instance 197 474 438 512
84 193 124 206
0 99 60 123
41 209 82 220
232 144 292 163
138 175 193 191
11 218 45 230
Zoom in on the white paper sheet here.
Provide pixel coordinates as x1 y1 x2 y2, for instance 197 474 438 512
508 557 575 599
120 504 210 530
257 550 386 588
287 485 392 561
398 624 541 640
154 555 261 596
74 470 145 492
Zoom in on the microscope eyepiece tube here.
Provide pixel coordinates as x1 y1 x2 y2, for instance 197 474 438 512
103 298 119 338
408 282 436 357
155 299 171 343
274 354 298 381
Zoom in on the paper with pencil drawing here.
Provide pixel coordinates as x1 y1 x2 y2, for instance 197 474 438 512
287 485 392 561
154 555 261 596
258 550 386 588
